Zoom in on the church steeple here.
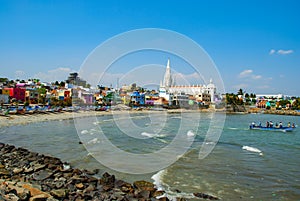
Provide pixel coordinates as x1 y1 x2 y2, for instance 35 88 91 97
163 58 172 89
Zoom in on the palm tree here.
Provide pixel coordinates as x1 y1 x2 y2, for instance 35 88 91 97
237 88 244 96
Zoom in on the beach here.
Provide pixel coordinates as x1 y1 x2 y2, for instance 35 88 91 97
0 108 213 128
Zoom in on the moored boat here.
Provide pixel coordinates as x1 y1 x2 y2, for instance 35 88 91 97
249 125 295 132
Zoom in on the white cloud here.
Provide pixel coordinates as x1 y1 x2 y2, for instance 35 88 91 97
277 49 294 55
238 69 253 78
269 49 276 55
34 67 74 82
269 49 294 55
252 75 262 80
238 69 262 80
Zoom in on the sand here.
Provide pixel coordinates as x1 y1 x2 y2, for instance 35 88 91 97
0 109 172 128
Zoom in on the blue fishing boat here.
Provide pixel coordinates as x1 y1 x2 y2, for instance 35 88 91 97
249 125 295 132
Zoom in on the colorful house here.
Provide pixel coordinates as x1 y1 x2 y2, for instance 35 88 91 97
130 91 145 106
12 87 26 102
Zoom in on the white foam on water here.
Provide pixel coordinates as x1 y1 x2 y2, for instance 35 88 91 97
151 170 196 201
80 130 89 134
242 145 263 155
141 132 166 138
88 138 99 144
151 170 166 191
187 130 195 137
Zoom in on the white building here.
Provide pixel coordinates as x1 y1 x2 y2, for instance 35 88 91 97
159 59 218 104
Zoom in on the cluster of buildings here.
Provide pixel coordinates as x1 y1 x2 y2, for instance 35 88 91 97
0 59 221 109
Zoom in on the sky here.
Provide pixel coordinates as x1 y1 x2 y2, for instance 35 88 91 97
0 0 299 95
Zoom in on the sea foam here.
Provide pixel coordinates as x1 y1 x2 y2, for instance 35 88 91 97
242 145 263 156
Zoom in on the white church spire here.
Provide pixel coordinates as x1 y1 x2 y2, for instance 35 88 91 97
163 58 172 89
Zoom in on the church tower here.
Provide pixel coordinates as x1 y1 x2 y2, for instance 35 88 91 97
163 58 172 89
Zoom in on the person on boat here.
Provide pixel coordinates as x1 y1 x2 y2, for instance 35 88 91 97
266 121 269 128
270 121 274 128
275 122 279 128
258 122 262 127
288 122 291 127
279 122 283 128
292 123 295 128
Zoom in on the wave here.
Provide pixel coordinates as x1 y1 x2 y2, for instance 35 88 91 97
80 130 89 134
141 132 165 138
88 138 100 144
151 170 197 200
242 145 263 156
187 130 195 137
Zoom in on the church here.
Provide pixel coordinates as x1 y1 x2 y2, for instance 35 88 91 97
159 59 218 106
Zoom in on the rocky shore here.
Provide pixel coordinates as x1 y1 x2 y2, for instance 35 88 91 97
0 143 219 201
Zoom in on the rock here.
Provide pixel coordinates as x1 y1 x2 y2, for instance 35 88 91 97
29 193 49 201
6 183 31 200
13 168 24 174
133 180 156 192
193 192 219 200
152 190 165 198
33 164 47 172
159 197 169 201
33 170 53 181
24 167 34 174
75 183 84 190
46 197 59 201
50 189 68 199
4 193 20 201
100 172 115 191
22 183 51 198
53 181 64 189
176 198 187 201
0 168 10 176
137 190 150 199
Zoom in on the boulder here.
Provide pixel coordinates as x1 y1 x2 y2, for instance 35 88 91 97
133 180 156 192
50 189 68 199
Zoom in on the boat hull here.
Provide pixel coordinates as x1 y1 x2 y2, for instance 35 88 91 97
249 126 294 132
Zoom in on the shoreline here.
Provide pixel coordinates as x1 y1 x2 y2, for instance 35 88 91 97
0 142 167 200
0 142 219 201
1 108 299 128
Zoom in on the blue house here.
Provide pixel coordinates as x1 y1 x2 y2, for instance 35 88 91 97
130 91 145 106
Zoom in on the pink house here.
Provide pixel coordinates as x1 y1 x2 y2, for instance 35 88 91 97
13 87 26 102
3 87 26 102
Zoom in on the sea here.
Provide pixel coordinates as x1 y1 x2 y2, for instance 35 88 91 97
1 112 299 201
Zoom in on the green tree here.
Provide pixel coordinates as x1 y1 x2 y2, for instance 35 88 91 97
237 88 244 95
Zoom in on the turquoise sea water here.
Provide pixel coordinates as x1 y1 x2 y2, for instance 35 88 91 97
1 112 299 200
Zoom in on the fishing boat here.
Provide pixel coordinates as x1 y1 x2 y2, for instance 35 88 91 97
249 125 295 132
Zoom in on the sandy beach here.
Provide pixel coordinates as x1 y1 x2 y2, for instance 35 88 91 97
0 109 178 128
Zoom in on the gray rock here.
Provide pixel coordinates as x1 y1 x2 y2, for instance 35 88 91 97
33 170 53 181
4 193 20 201
50 189 68 199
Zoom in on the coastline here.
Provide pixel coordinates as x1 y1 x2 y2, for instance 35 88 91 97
0 142 168 200
0 143 219 200
1 108 299 128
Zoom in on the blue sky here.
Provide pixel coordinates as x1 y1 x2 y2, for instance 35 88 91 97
0 0 299 95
